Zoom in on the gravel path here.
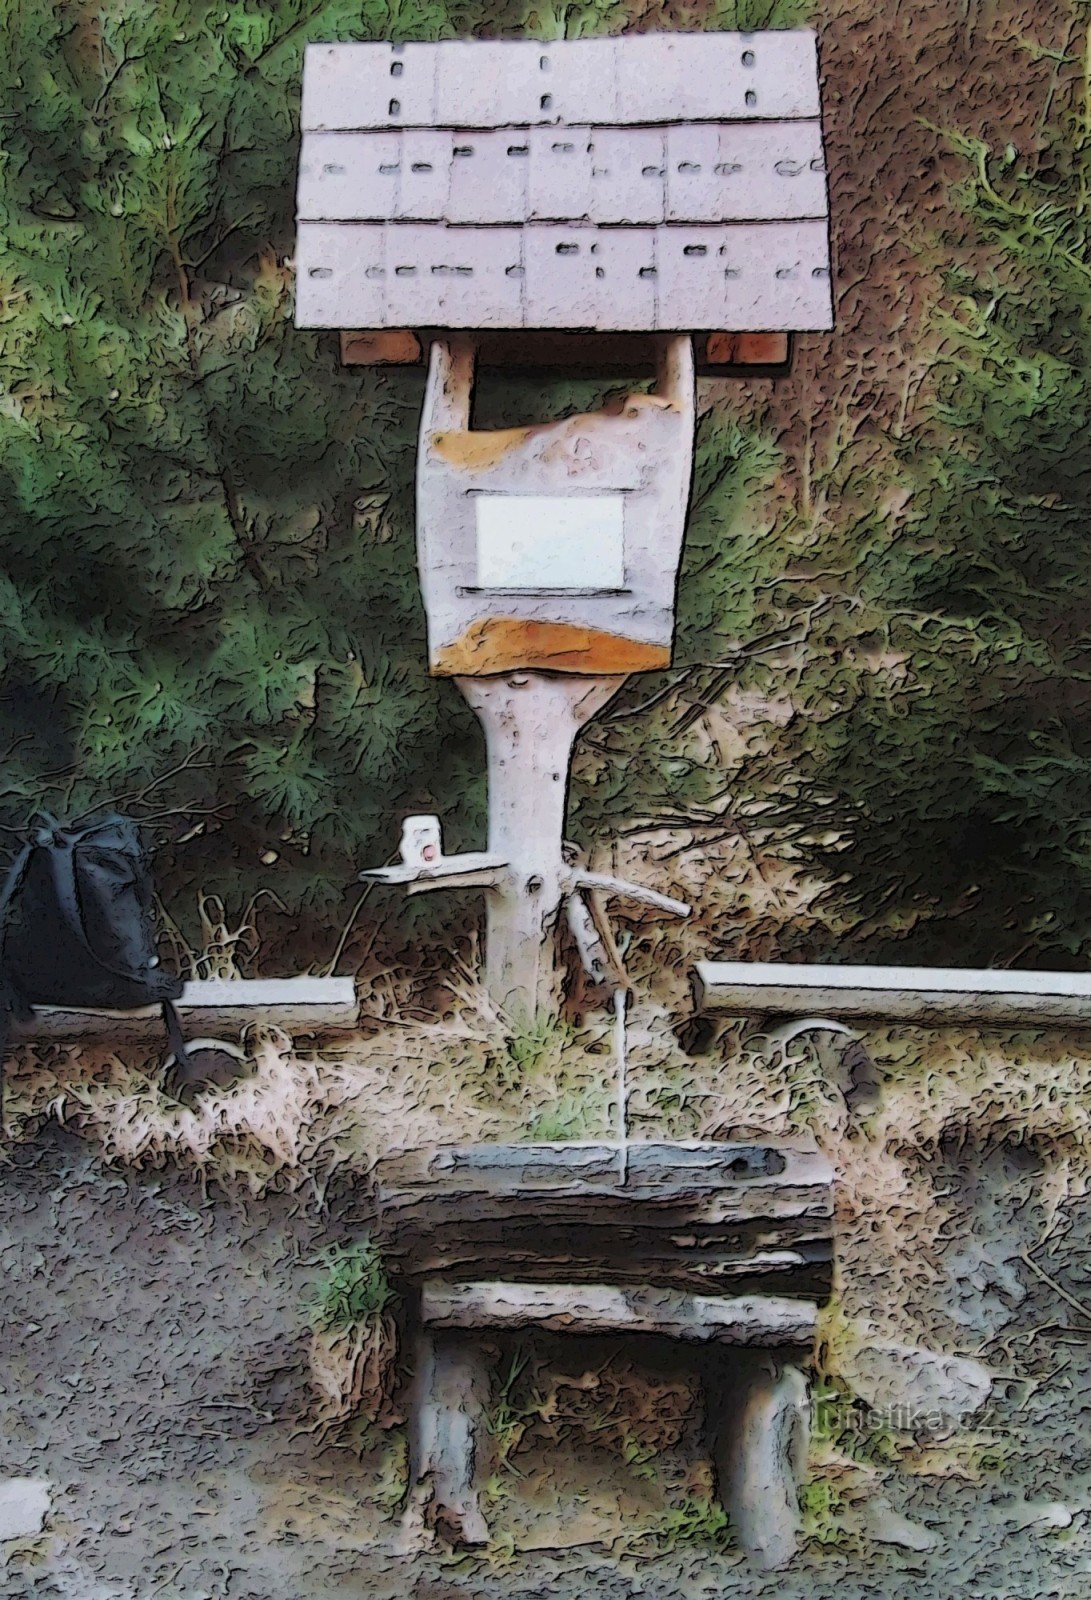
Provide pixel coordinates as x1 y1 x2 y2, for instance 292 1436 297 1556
2 1128 1090 1598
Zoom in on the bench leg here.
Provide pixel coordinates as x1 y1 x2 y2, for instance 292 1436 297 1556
401 1328 491 1549
707 1350 810 1571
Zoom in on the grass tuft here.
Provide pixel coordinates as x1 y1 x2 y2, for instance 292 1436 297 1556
312 1240 396 1334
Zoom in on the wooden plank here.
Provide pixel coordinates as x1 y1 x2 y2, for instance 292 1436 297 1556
710 1354 809 1570
360 852 507 893
666 122 826 223
377 1220 836 1286
376 1173 835 1219
336 328 793 372
420 1281 819 1344
705 331 790 367
294 219 833 332
375 1141 834 1302
377 1198 834 1236
301 34 821 133
692 960 1091 1027
377 1211 833 1294
376 1190 836 1235
378 1214 833 1253
404 1329 490 1548
378 1213 833 1256
299 122 827 228
377 1139 831 1193
383 1251 831 1302
339 330 421 365
17 978 358 1042
302 120 819 232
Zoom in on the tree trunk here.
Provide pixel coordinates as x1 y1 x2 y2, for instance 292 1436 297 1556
456 671 624 1018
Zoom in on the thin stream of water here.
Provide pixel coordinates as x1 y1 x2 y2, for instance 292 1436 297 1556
614 986 628 1184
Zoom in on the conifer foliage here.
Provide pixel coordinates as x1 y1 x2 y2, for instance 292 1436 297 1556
0 1 483 963
783 26 1091 964
0 1 800 968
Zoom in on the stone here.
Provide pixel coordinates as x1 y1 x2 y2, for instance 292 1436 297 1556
841 1341 993 1429
862 1496 940 1552
943 1241 1028 1338
1001 1499 1075 1533
0 1477 52 1542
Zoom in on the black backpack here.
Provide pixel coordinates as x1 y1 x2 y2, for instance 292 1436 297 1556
0 813 190 1113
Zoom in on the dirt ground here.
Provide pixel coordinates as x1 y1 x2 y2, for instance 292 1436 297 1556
1 1122 1090 1600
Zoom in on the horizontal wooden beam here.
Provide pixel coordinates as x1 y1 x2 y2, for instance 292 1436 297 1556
359 851 508 895
692 960 1091 1028
382 1239 831 1302
338 329 792 373
340 329 422 365
301 126 826 230
303 36 823 132
376 1141 834 1301
16 977 358 1043
420 1280 819 1345
705 331 790 367
378 1138 832 1192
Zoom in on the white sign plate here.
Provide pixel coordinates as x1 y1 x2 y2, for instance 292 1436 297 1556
475 494 626 590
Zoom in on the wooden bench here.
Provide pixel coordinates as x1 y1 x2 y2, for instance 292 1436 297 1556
692 959 1091 1029
376 1140 833 1569
14 977 359 1043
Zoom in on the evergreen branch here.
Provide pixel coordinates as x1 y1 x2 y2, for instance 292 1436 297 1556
252 2 335 70
666 604 835 738
158 112 272 590
79 746 217 820
604 676 689 722
186 214 261 274
92 46 146 117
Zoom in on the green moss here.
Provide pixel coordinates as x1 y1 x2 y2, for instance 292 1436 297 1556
311 1239 396 1334
645 1494 733 1551
800 1478 853 1548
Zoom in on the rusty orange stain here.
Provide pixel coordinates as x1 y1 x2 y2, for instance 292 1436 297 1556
431 423 542 472
429 392 678 472
705 331 789 366
433 618 670 677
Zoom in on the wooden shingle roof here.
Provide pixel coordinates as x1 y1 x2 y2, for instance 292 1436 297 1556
294 33 832 333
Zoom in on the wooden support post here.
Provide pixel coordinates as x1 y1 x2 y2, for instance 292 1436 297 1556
706 1350 810 1571
402 1327 492 1549
456 672 623 1019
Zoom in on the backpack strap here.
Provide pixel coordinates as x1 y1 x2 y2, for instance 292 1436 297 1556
161 998 191 1078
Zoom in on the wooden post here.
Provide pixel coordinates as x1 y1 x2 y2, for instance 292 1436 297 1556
705 1349 810 1571
456 672 623 1019
402 1327 492 1549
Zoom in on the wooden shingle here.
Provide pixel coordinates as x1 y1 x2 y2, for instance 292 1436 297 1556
295 32 832 333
